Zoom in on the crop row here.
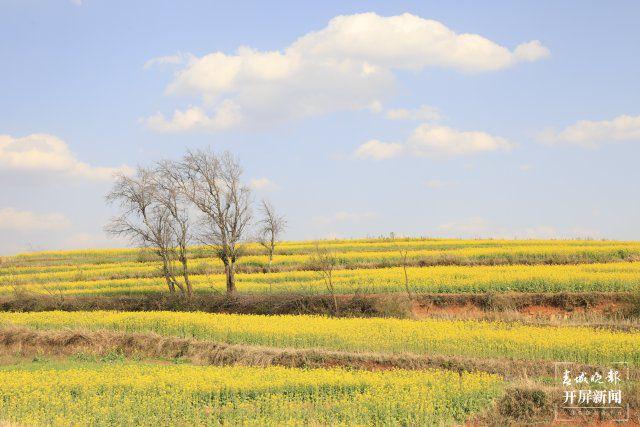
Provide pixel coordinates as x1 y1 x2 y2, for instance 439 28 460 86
1 311 638 366
3 262 640 296
4 239 640 270
0 361 501 426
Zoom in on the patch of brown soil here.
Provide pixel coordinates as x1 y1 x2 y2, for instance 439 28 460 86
411 303 485 319
410 294 639 329
520 304 571 318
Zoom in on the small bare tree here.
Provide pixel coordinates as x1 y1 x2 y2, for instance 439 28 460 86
105 167 188 295
398 246 412 299
179 150 252 294
390 234 412 299
310 243 339 313
257 200 287 274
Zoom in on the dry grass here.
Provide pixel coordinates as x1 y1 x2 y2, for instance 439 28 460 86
2 327 638 425
471 382 640 426
2 326 636 382
0 292 412 317
0 291 637 326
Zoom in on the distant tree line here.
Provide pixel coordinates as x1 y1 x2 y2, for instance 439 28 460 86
105 149 286 297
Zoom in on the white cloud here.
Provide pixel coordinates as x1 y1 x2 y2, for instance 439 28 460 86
0 208 71 232
291 13 546 72
513 40 551 62
355 139 404 160
144 102 242 133
385 104 441 122
355 124 512 159
144 52 194 69
437 217 601 239
146 12 549 132
425 179 448 189
249 177 278 191
70 0 82 5
313 211 377 224
408 124 513 156
539 114 640 148
0 134 132 181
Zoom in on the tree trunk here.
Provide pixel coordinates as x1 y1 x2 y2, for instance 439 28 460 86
183 275 192 296
225 263 237 294
403 263 411 299
327 272 338 313
161 258 175 293
399 250 411 300
167 259 185 294
267 255 273 293
267 241 274 274
181 257 192 297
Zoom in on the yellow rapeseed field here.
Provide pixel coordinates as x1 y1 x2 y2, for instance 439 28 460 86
2 262 639 296
5 238 640 271
1 311 638 365
0 238 638 425
0 361 502 426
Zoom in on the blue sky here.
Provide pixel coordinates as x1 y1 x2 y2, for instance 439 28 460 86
1 0 639 254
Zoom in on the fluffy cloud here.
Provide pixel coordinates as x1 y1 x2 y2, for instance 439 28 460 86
0 134 132 181
249 177 279 191
539 114 640 148
146 12 549 132
289 14 547 72
355 124 512 159
355 139 404 160
408 124 513 156
0 208 71 232
513 40 551 62
385 105 441 121
145 102 242 133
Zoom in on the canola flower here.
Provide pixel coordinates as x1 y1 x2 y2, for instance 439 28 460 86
1 311 638 366
5 238 640 271
2 262 640 296
0 361 503 426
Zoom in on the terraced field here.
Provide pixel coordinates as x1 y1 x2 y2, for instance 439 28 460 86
2 311 639 365
2 239 640 297
2 262 640 296
0 238 638 425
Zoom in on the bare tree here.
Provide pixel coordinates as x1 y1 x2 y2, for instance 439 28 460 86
179 150 252 294
398 246 412 299
390 234 412 299
154 160 193 296
257 200 287 274
105 167 187 295
310 243 339 313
